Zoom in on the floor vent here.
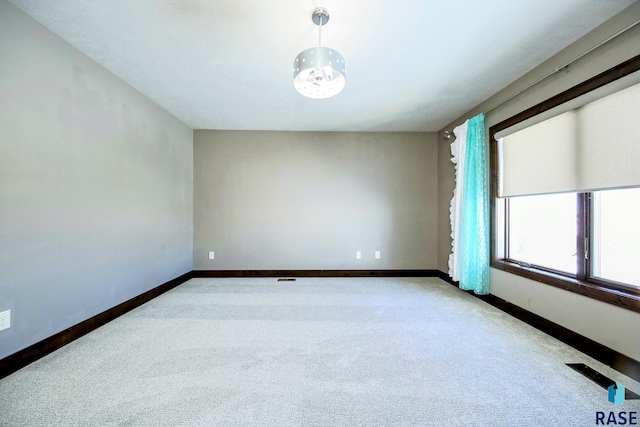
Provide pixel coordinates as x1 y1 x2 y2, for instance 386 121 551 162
277 278 296 282
567 363 640 399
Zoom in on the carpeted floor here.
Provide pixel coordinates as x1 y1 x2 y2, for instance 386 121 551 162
0 277 638 426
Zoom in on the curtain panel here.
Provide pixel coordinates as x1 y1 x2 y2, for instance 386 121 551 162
448 113 490 295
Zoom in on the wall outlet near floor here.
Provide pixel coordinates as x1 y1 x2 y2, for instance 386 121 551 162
356 251 361 259
0 310 10 331
375 251 381 259
208 251 215 260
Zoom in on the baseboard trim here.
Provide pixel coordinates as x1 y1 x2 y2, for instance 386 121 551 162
437 270 640 382
435 270 457 285
192 269 440 278
0 271 193 380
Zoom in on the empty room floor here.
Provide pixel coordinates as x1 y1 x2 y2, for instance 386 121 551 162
1 277 638 426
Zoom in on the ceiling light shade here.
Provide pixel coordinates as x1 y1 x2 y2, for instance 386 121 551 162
293 8 345 99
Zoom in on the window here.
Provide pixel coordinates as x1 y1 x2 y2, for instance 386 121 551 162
490 54 640 313
507 193 577 275
592 187 640 289
505 189 640 294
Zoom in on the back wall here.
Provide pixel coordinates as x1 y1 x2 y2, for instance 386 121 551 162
194 131 437 270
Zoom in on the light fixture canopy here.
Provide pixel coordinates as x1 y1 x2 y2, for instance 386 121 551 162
293 8 346 99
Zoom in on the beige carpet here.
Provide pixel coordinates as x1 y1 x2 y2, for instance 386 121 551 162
0 277 638 426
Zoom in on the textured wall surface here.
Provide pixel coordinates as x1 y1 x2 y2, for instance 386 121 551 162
437 2 640 361
0 2 193 359
194 131 437 270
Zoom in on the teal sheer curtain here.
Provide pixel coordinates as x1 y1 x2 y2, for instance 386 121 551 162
450 113 490 294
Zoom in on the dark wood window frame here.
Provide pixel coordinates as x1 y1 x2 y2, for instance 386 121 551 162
489 54 640 313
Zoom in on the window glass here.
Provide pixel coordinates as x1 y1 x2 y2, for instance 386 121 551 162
508 193 577 274
592 188 640 289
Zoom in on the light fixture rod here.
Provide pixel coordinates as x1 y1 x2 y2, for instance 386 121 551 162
312 7 329 48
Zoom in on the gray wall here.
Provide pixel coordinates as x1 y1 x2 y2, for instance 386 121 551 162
194 131 437 270
437 2 640 361
0 1 193 359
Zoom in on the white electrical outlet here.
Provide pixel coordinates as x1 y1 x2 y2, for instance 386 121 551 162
0 310 10 332
356 251 361 259
209 251 215 260
375 251 381 259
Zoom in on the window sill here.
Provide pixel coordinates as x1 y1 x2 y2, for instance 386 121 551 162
492 259 640 313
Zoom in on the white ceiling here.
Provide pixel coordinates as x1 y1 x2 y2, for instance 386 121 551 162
9 0 635 131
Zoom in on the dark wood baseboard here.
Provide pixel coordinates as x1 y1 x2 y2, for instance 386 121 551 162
0 271 193 380
192 269 440 278
437 270 640 382
435 270 456 285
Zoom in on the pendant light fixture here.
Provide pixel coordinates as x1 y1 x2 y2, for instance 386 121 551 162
293 7 346 99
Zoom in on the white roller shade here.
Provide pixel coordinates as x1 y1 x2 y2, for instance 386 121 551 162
500 111 578 197
577 82 640 191
499 80 640 197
